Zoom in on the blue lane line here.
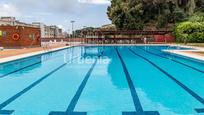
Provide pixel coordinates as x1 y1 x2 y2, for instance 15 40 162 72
115 48 159 115
0 53 67 79
49 57 98 115
129 48 204 113
0 56 80 115
195 109 204 113
139 47 204 74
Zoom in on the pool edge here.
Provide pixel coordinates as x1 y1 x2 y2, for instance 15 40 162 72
0 46 72 64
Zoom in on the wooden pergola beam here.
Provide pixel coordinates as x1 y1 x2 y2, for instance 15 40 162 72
81 30 172 35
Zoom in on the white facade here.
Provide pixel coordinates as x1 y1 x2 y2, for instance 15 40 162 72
0 17 65 38
32 23 64 38
48 25 63 38
0 17 38 28
32 22 46 38
0 20 15 26
0 17 15 26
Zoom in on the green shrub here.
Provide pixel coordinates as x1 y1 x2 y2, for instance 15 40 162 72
188 12 204 22
174 12 204 44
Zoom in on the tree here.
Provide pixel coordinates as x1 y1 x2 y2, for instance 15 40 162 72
107 0 144 30
107 0 204 30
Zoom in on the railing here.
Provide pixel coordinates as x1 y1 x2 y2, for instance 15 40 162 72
41 37 174 45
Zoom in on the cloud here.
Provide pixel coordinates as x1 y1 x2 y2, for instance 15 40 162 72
0 3 21 17
1 0 110 17
78 0 110 4
0 0 111 30
57 25 65 31
13 0 79 14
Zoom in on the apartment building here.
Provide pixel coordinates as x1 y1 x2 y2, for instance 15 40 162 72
0 17 15 25
48 25 64 38
32 23 64 38
0 17 38 28
32 22 46 38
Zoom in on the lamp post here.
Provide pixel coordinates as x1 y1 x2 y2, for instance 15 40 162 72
71 20 75 38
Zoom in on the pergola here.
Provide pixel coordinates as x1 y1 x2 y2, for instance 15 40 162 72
82 30 172 35
81 30 173 44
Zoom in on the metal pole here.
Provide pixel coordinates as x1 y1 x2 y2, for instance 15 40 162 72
71 21 75 38
71 20 75 45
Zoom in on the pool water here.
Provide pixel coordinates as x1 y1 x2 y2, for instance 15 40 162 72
0 46 204 115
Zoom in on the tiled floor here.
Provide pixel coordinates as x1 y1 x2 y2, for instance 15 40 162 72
0 44 66 58
183 51 204 56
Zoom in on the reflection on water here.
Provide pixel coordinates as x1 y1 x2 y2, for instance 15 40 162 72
0 56 42 77
78 46 127 91
82 46 105 58
81 46 129 89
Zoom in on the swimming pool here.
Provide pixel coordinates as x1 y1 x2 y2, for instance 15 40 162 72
0 45 204 115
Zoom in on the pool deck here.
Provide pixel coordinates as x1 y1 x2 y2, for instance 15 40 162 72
0 45 71 64
164 44 204 61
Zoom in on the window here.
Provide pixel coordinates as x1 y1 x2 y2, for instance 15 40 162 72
29 33 35 40
0 31 7 38
32 33 35 39
2 31 7 37
0 31 2 37
29 34 32 39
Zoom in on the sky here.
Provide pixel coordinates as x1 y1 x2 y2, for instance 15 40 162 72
0 0 111 32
